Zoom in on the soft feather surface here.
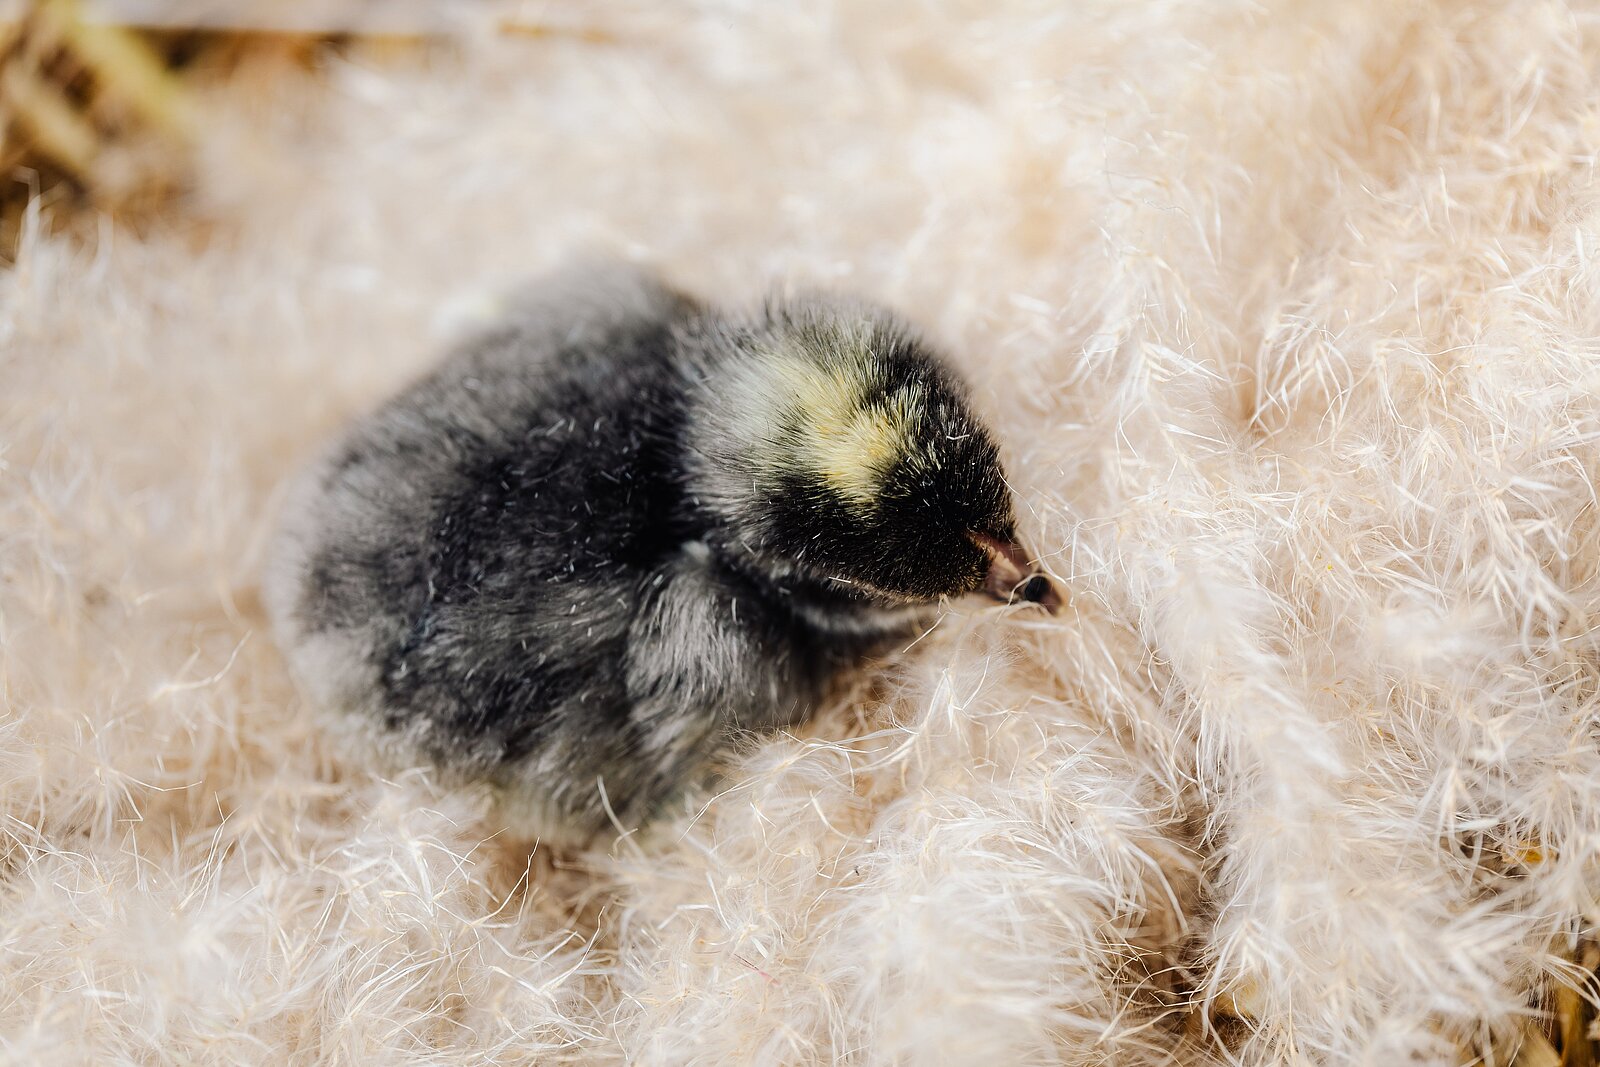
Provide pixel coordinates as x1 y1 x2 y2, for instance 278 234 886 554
5 1 1600 1063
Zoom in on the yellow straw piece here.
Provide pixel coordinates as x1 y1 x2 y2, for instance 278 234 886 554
37 0 195 135
0 59 99 174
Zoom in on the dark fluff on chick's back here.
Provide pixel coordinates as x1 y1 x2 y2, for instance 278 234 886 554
263 264 1056 846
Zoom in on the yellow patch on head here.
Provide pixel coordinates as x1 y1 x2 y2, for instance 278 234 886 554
761 347 922 508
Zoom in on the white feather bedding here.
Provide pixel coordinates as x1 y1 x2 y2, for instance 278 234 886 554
5 2 1600 1062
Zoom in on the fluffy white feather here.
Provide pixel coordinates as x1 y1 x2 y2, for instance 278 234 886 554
5 1 1600 1062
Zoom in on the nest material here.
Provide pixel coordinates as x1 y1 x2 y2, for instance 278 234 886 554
0 1 610 250
0 0 195 241
8 2 1600 1064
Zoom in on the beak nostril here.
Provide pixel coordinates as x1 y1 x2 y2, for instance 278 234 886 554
973 532 1062 612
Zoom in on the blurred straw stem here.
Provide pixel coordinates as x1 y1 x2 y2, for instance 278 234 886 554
35 0 196 134
0 0 196 217
1556 942 1600 1067
1 33 97 177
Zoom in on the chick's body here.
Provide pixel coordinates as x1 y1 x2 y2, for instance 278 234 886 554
265 266 1052 846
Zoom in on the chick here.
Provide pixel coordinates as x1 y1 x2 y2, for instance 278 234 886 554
263 264 1059 847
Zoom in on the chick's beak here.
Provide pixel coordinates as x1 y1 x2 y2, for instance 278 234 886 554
972 534 1063 613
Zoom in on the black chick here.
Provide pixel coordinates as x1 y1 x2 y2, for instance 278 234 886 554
263 264 1059 847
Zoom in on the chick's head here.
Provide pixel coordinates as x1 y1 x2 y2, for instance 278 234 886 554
685 297 1059 609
